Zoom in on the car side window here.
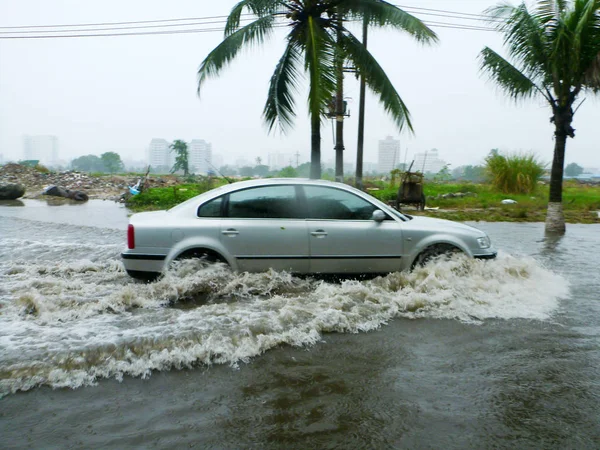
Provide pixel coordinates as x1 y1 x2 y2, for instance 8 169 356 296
197 197 223 218
303 186 378 220
227 186 300 219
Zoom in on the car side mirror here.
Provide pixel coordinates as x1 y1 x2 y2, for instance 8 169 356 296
372 209 386 223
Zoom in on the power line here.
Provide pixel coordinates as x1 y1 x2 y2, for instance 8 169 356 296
0 24 289 40
0 5 498 40
0 14 240 30
395 4 493 20
0 4 498 32
0 18 253 34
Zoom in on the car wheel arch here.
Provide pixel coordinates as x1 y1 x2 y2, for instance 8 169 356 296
167 246 233 268
410 239 470 269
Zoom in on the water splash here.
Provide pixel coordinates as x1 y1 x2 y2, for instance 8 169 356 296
0 254 569 396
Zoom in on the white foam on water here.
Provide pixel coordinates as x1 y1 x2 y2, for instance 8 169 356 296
0 253 570 396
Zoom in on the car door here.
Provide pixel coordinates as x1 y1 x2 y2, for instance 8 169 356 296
219 184 309 273
303 185 404 274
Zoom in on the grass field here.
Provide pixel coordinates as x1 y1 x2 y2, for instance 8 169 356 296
126 178 600 223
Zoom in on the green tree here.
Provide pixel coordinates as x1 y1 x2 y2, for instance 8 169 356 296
480 0 600 233
296 162 311 178
239 166 255 177
218 165 238 176
100 152 124 174
170 140 190 176
278 165 298 177
197 0 437 180
565 162 584 177
71 154 105 172
254 164 270 177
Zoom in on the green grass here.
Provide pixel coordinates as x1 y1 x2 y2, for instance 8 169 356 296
368 180 600 223
127 180 228 211
485 152 545 194
126 177 600 224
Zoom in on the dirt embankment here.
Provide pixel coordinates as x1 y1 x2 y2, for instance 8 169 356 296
0 164 181 200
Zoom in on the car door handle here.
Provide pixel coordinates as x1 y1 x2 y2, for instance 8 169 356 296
222 229 239 236
311 230 328 237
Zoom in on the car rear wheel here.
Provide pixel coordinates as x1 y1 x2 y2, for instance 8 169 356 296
412 244 461 268
126 270 160 282
174 249 228 266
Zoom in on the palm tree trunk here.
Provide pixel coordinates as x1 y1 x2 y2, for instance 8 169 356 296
334 12 345 183
355 17 368 191
545 108 572 234
310 113 321 179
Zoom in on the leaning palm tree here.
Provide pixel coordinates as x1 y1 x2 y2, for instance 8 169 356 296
198 0 437 179
170 139 190 176
480 0 600 233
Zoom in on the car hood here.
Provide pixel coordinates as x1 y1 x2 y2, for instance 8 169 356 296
405 215 485 235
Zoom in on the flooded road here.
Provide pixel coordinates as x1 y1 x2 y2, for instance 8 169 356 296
0 200 598 448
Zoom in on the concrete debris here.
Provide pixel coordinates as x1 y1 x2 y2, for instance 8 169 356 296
0 163 181 200
427 192 478 200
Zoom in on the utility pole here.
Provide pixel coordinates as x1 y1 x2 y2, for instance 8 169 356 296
355 16 368 190
334 8 345 183
295 151 300 167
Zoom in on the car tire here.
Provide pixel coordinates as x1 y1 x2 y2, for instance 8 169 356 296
126 270 160 282
412 244 461 268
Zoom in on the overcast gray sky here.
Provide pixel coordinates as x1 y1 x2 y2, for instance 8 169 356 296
0 0 598 169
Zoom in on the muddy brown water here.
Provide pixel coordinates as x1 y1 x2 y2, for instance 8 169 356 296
0 200 598 448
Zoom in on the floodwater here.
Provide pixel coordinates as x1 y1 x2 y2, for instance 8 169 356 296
0 199 598 449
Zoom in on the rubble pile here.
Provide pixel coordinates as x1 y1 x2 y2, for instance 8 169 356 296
0 164 181 200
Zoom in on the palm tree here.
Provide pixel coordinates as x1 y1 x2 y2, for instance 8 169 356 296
480 0 600 233
170 140 190 176
198 0 437 179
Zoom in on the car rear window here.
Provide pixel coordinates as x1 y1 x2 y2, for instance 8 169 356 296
227 185 301 219
197 197 223 217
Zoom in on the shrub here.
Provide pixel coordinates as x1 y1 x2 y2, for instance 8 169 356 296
485 152 545 194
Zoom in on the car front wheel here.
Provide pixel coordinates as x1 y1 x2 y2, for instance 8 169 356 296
412 244 461 268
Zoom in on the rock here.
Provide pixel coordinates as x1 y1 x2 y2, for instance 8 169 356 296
0 184 26 200
501 199 518 204
43 185 89 202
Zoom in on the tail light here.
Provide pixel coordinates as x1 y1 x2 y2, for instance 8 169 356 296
127 224 135 249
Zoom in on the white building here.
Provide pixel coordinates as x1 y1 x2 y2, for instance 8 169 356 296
268 152 294 170
23 135 59 166
413 149 447 174
188 139 212 175
148 138 172 170
377 136 400 174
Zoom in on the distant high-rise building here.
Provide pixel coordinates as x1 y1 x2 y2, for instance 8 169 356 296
268 152 293 170
212 154 224 169
23 135 59 166
188 139 212 175
413 149 447 174
148 139 172 171
378 136 400 174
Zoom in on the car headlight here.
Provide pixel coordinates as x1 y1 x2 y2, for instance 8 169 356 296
477 236 491 249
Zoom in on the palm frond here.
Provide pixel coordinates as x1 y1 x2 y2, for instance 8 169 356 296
493 4 550 84
263 40 303 133
303 16 336 121
197 15 275 94
341 0 438 44
340 31 413 132
535 0 567 25
479 47 546 101
225 0 283 36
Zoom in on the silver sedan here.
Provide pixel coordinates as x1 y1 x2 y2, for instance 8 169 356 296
122 178 496 279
